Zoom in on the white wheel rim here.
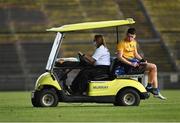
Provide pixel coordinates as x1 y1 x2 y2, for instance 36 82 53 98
123 93 136 105
42 94 54 106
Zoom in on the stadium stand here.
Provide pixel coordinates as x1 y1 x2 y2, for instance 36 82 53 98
79 0 121 21
0 42 26 90
0 0 179 90
142 0 180 71
0 43 22 75
0 2 48 33
21 42 52 74
42 0 85 26
0 8 10 33
116 0 156 38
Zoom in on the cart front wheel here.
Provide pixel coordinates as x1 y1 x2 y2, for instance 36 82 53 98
37 89 58 107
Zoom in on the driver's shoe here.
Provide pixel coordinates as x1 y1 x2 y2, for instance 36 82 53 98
67 86 73 94
64 84 73 94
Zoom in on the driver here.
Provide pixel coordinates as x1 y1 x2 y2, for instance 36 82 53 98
70 34 110 95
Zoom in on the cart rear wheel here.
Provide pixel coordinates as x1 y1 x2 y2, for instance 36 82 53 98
114 88 140 106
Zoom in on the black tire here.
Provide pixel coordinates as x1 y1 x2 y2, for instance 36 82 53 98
114 88 140 106
31 96 40 107
37 89 59 107
31 91 40 107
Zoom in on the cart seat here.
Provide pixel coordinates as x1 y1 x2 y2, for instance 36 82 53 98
92 57 116 81
92 74 110 81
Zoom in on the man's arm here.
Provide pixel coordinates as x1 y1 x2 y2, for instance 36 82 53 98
117 50 139 67
134 48 147 64
134 48 142 60
117 50 136 66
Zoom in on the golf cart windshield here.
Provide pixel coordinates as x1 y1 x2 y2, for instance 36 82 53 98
45 18 135 71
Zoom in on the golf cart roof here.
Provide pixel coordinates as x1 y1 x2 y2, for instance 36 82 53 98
46 18 135 32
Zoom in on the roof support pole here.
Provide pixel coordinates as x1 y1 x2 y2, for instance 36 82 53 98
116 26 119 44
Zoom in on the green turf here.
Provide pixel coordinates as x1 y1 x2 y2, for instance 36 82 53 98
0 90 180 122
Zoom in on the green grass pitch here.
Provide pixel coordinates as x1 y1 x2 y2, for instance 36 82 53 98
0 90 180 122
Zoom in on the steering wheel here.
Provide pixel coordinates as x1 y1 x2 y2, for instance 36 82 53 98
78 52 91 65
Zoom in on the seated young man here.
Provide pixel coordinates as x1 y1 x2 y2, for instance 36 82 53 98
116 28 166 100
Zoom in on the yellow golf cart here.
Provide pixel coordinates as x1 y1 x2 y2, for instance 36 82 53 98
31 18 149 107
